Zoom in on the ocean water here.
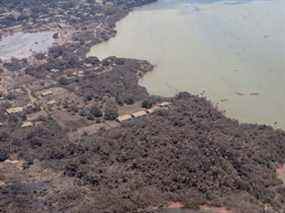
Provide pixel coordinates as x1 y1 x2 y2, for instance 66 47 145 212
89 0 285 129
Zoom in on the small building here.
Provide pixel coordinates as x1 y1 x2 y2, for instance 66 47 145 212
41 90 53 97
21 121 33 128
146 106 160 114
78 71 84 77
47 100 56 105
6 107 23 114
131 111 147 118
84 63 93 68
159 102 171 107
8 24 22 31
15 88 24 94
50 69 60 73
116 114 132 123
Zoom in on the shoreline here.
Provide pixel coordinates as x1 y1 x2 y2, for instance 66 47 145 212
87 0 285 130
1 0 285 212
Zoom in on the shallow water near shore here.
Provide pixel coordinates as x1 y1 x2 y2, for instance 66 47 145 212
0 31 54 60
89 0 285 129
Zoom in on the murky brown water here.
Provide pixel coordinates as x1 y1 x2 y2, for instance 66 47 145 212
89 0 285 129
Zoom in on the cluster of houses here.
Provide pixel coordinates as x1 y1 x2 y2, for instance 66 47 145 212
4 83 171 134
5 106 34 128
68 101 171 142
4 88 55 128
116 102 171 123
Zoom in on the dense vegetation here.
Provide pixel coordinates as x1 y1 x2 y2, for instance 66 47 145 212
1 0 285 212
1 93 285 212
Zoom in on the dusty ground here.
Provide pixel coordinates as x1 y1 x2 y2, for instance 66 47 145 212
1 0 285 212
0 93 285 213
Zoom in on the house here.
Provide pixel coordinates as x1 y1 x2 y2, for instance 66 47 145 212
47 100 56 105
6 107 23 114
84 63 93 68
21 121 33 128
116 114 132 123
41 90 53 97
78 71 84 77
146 106 160 114
8 25 22 31
131 111 147 118
50 69 60 73
159 102 171 107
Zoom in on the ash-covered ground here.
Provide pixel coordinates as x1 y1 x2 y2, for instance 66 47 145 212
1 93 285 212
1 0 285 213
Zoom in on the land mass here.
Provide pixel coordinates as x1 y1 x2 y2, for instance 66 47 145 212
1 0 285 213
